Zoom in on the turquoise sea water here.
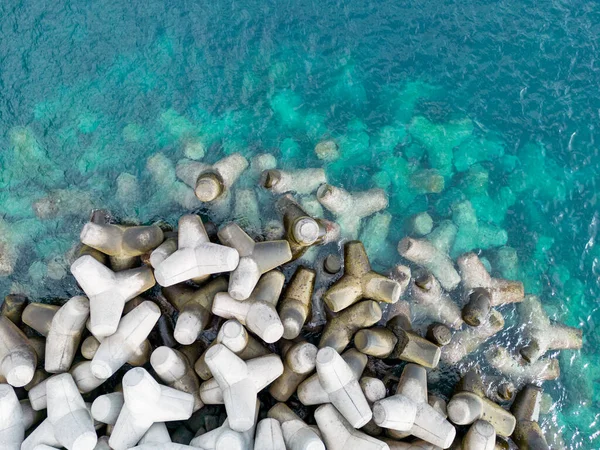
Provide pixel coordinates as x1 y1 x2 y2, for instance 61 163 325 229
0 0 598 447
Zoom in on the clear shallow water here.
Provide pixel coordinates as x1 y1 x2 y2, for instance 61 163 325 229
0 0 598 447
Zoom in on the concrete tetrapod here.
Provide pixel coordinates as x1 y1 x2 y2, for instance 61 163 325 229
45 295 90 373
276 194 340 260
323 241 401 312
462 420 496 450
316 184 388 238
372 364 456 448
152 215 239 287
441 309 505 365
278 266 316 339
203 344 258 432
261 168 327 195
46 373 97 450
254 418 286 450
318 300 382 353
485 346 560 383
511 385 550 450
0 383 24 450
90 301 160 380
267 402 325 450
150 346 203 411
109 368 194 450
398 237 460 291
70 255 155 338
189 400 258 450
457 253 524 306
408 273 463 329
517 295 582 363
79 222 164 270
298 348 368 406
217 222 292 300
269 340 317 402
194 319 270 380
0 316 37 387
162 277 228 345
191 153 249 202
315 347 372 428
137 422 171 445
314 404 389 450
211 270 285 343
447 371 516 437
201 358 285 406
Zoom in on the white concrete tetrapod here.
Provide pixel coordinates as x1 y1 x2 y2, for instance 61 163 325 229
70 255 156 338
152 214 240 287
267 403 325 450
109 368 194 450
21 303 59 337
269 341 318 402
381 363 456 448
80 221 164 269
150 346 203 411
90 301 161 380
163 276 228 345
463 420 496 450
381 439 439 449
46 373 97 450
21 399 43 431
203 344 258 431
70 361 106 393
316 184 388 238
447 391 516 437
0 383 24 450
211 270 285 343
149 234 178 269
315 347 372 428
217 222 292 300
517 295 582 363
194 319 270 380
199 353 283 405
189 420 253 450
45 295 90 373
192 153 249 202
254 418 286 450
131 444 201 450
261 168 327 195
457 252 524 306
189 400 258 450
298 348 368 406
441 309 505 365
314 404 389 450
138 422 172 444
409 273 463 329
0 316 37 387
21 419 60 450
92 436 112 450
360 377 387 436
398 237 460 291
281 420 326 450
485 346 560 383
91 392 124 425
80 222 163 257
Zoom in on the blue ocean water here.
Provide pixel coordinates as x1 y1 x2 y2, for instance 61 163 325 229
0 0 598 447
